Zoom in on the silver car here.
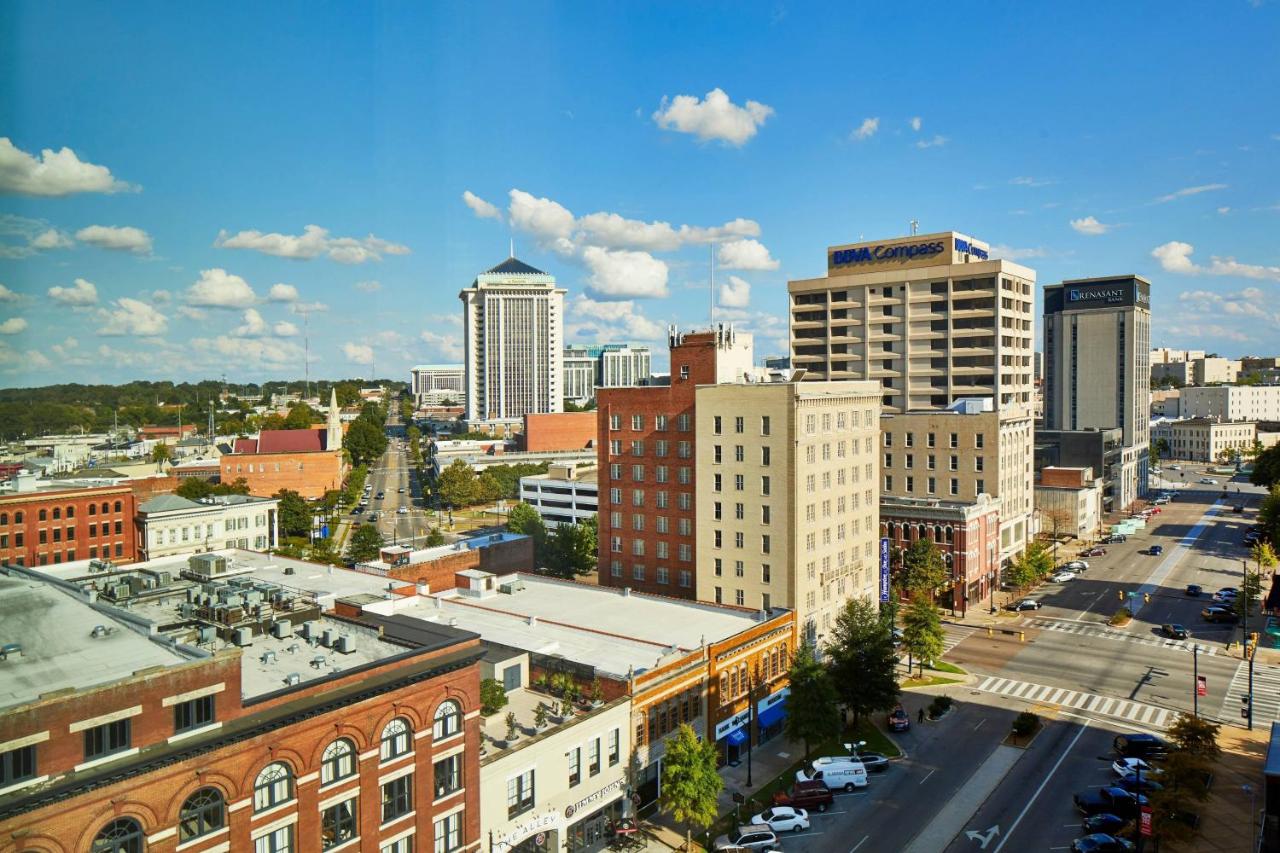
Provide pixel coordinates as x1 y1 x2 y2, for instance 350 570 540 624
714 825 779 852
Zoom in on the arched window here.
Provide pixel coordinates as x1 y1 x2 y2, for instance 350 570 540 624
91 817 145 853
381 717 412 760
432 701 462 740
115 500 123 513
179 787 226 841
321 738 357 784
67 505 75 518
934 525 943 542
945 526 954 544
13 511 21 523
52 508 61 520
0 512 7 525
38 509 47 521
101 502 110 514
253 762 294 811
89 504 97 516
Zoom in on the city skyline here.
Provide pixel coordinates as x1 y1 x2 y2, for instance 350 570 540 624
2 2 1279 386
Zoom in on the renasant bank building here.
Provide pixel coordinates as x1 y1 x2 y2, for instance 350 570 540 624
788 231 1036 569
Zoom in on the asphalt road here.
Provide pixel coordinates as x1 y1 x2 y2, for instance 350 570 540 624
350 411 438 548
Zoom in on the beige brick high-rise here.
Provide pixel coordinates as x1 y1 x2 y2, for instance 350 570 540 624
695 378 880 647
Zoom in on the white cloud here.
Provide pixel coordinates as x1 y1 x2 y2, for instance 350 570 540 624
31 228 74 250
718 238 780 271
420 330 464 361
75 224 152 254
1153 241 1280 281
0 284 18 302
354 280 382 293
149 289 171 304
342 342 374 365
186 268 257 308
214 224 410 264
462 190 503 221
47 278 99 306
191 335 305 368
508 190 577 247
0 317 27 335
990 245 1047 261
909 117 922 132
652 88 774 146
850 118 880 141
1154 183 1228 204
1069 216 1112 235
267 282 298 302
233 308 269 337
915 135 948 149
718 275 751 308
1178 287 1273 320
1217 207 1231 215
577 212 759 252
97 297 168 336
568 295 665 341
0 341 52 373
176 306 207 321
0 137 136 196
582 246 669 299
290 300 329 315
273 321 299 337
1010 176 1055 187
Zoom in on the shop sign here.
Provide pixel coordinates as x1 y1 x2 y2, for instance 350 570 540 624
830 240 945 267
879 538 891 602
714 707 752 741
496 811 562 852
564 778 626 819
954 237 989 260
757 686 789 714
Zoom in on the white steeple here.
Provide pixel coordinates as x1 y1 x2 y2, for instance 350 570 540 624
327 387 342 449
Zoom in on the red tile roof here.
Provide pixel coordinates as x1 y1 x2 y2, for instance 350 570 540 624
257 429 325 453
234 438 258 453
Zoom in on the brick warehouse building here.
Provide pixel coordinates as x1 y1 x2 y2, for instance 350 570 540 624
221 389 347 499
0 484 136 567
0 562 483 853
594 326 753 598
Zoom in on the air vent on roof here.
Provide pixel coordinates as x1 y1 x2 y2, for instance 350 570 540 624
89 625 113 639
285 672 301 686
335 635 355 654
271 620 293 639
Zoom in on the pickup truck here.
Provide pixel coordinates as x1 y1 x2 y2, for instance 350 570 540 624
1074 787 1147 818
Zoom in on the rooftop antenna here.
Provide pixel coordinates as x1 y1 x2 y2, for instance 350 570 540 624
909 219 919 236
509 237 515 258
303 309 311 400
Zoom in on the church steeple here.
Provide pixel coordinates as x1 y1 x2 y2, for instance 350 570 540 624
327 387 342 449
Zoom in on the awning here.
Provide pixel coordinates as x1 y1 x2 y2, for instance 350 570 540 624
724 728 747 746
756 701 787 730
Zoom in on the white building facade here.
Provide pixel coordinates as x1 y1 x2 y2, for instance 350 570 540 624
1178 385 1280 423
519 464 598 527
135 494 279 560
410 364 465 406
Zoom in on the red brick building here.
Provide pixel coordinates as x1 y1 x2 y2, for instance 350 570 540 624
139 424 199 442
351 534 534 590
0 484 137 567
520 412 596 452
595 327 753 597
0 565 484 853
880 493 1002 616
221 390 348 499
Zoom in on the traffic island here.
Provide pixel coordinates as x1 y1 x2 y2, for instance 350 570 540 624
1109 609 1133 627
1003 711 1043 748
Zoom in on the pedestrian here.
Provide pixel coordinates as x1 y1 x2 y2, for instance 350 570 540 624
918 707 925 724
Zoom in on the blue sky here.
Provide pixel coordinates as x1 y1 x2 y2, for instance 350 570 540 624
2 1 1278 386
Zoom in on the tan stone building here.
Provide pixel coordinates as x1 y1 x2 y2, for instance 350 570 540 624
1035 466 1103 542
1152 418 1257 463
695 377 880 646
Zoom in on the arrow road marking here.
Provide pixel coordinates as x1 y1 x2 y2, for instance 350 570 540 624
965 826 1000 849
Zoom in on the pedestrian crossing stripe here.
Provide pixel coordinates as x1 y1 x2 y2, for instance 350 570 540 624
1022 617 1219 656
1215 661 1280 727
975 675 1172 729
941 625 976 655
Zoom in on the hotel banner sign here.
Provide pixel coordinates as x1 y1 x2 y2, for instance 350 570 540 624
879 538 891 602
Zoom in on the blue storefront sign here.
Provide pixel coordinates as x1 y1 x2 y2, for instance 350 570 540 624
879 538 891 602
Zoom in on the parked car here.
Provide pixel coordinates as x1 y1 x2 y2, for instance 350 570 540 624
1116 774 1164 794
1113 733 1168 760
1152 496 1170 505
1161 624 1189 640
1082 547 1107 557
397 506 409 515
1051 571 1077 583
376 491 385 499
772 781 834 812
1185 584 1203 597
1071 834 1135 853
1233 504 1245 514
1074 787 1148 818
1082 813 1132 836
854 751 889 772
366 513 378 522
795 756 869 791
1147 545 1164 556
887 705 911 732
1007 598 1043 611
1199 477 1217 485
749 807 810 833
713 825 779 852
1201 605 1239 623
1213 589 1238 603
1104 534 1128 544
1112 758 1161 778
1065 560 1089 571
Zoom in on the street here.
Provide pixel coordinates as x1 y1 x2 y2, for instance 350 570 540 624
351 407 440 549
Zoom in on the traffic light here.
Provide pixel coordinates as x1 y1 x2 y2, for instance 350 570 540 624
1249 632 1260 659
1243 694 1252 720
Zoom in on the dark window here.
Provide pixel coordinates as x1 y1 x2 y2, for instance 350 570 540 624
321 797 358 849
434 753 462 798
90 817 144 853
114 501 123 513
0 745 36 786
115 521 122 534
174 695 216 734
83 719 131 761
568 747 581 786
179 787 226 842
38 509 46 521
13 511 22 523
89 505 96 516
52 508 60 520
381 774 413 823
66 505 74 518
508 769 535 818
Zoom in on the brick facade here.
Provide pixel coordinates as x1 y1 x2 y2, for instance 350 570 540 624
520 412 597 452
880 496 1001 616
367 537 535 590
221 449 345 499
0 485 137 567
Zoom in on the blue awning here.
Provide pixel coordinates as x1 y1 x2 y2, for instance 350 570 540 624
725 728 747 746
756 701 787 730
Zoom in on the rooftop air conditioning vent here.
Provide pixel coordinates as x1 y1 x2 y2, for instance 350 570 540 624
284 672 301 686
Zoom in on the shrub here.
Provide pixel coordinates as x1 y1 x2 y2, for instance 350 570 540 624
505 711 519 741
1109 609 1132 627
1012 711 1039 737
928 695 953 718
480 678 508 716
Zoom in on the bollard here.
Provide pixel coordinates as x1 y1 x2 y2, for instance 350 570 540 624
1019 631 1025 642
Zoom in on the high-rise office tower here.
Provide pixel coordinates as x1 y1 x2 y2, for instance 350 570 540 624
1043 276 1152 508
460 257 566 433
788 231 1036 565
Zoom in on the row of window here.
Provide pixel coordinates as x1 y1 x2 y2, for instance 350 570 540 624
638 689 701 747
885 475 985 497
884 431 985 449
608 537 694 561
712 558 771 583
712 444 771 466
607 561 693 587
0 500 124 526
606 439 693 458
711 473 773 495
607 489 693 510
712 586 771 609
711 415 770 436
608 413 692 432
19 521 125 544
885 453 985 472
609 463 693 483
717 644 789 704
607 513 694 536
711 530 772 553
3 542 127 566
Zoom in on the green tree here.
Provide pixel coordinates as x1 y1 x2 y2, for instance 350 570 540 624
901 598 946 676
1149 441 1161 468
1251 447 1280 488
1259 485 1280 547
898 537 948 599
544 518 597 577
425 527 445 546
283 403 318 430
1165 712 1221 763
506 502 545 537
212 477 250 496
274 489 310 537
310 536 338 565
475 471 503 504
659 723 723 851
333 382 361 408
480 678 509 715
344 418 388 467
825 597 899 723
437 459 479 507
783 642 839 760
345 524 384 564
151 442 172 471
175 477 214 500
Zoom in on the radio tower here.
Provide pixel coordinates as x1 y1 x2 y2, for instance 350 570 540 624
303 309 311 401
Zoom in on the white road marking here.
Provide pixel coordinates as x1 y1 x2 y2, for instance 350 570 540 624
991 722 1090 853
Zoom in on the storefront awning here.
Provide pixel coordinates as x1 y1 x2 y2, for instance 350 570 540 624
725 728 747 746
756 701 787 730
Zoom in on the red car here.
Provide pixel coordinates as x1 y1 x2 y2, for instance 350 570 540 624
888 705 911 732
1082 547 1107 557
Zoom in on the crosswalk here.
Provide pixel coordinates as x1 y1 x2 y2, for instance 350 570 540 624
974 675 1173 729
1022 616 1222 656
941 624 977 655
1216 661 1280 726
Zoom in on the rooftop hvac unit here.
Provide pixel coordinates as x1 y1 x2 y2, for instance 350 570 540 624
260 651 276 664
179 603 193 618
311 655 327 668
335 635 355 654
298 621 318 639
285 672 301 686
110 583 131 600
88 558 113 573
283 566 295 575
244 590 263 605
185 588 197 603
499 580 526 594
271 620 293 639
197 626 216 644
232 627 253 647
321 628 335 647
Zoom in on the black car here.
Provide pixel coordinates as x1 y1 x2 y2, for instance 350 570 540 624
1113 734 1168 760
1116 773 1164 794
1185 584 1202 597
1201 606 1239 624
1071 835 1135 853
854 751 889 772
1082 814 1131 836
1161 624 1189 640
1074 787 1148 818
1006 598 1043 612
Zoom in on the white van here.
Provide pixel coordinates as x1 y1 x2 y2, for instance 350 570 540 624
794 756 868 791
